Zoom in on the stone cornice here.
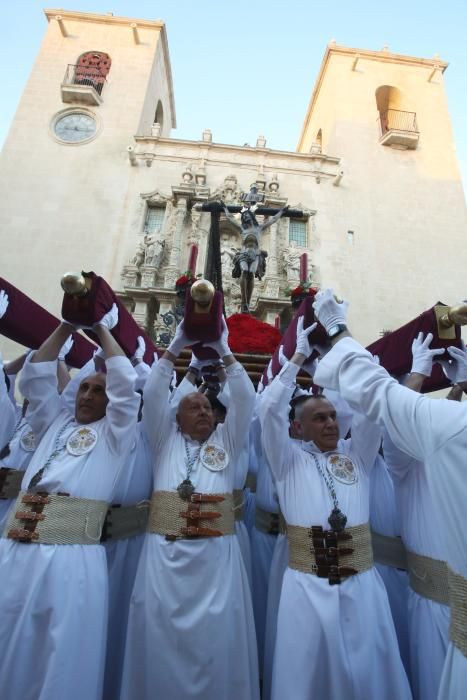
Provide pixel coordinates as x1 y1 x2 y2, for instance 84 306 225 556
133 135 340 171
44 9 164 30
297 43 449 152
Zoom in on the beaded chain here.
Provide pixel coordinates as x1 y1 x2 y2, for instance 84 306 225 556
28 417 75 490
310 452 348 532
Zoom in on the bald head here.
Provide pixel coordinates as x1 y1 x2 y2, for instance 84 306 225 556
293 395 339 452
177 392 215 442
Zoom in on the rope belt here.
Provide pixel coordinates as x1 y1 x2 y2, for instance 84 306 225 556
101 502 150 542
3 490 108 545
233 489 244 521
407 550 449 606
148 490 235 540
287 521 373 585
0 467 23 500
255 505 283 536
245 472 257 493
371 530 408 570
448 568 467 657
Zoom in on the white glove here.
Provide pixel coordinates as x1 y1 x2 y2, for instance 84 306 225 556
278 345 288 367
167 320 196 357
132 336 146 363
257 377 264 394
202 317 230 357
58 335 74 361
312 289 348 333
410 332 444 376
266 359 273 383
446 341 467 383
0 290 9 319
295 317 318 357
94 303 119 330
188 355 207 374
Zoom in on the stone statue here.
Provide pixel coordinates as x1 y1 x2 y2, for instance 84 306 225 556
144 234 166 268
130 241 146 268
282 241 302 283
221 202 288 313
220 234 239 285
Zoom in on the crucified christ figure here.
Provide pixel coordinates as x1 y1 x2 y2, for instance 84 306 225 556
221 202 288 313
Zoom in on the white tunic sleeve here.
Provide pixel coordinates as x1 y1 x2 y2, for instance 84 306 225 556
314 337 467 463
101 356 139 455
19 355 67 442
0 369 15 448
258 362 298 483
382 428 417 480
218 362 255 459
141 358 173 454
347 410 382 474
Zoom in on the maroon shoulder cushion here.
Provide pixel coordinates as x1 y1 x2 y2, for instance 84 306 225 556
61 272 159 365
0 277 94 368
366 302 462 392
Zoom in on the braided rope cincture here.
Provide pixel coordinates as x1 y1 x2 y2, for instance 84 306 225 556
287 521 374 581
407 550 449 606
148 490 235 539
4 491 108 544
448 568 467 657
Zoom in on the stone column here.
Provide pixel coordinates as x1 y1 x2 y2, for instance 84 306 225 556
264 220 281 298
165 197 187 287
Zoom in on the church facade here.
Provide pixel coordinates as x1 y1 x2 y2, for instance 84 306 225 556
1 8 466 356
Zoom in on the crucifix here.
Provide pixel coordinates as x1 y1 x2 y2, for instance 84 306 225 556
195 186 303 313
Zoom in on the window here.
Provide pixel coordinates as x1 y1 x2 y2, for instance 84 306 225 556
144 206 165 234
347 230 354 244
154 101 164 131
289 219 307 247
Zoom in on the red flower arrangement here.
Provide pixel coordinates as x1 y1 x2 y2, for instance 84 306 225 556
285 281 318 309
226 314 281 354
175 270 195 288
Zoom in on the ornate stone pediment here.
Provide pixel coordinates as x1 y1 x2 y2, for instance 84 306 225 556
141 189 172 205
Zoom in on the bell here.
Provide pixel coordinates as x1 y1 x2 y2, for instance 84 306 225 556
190 279 215 308
438 302 467 329
61 272 88 297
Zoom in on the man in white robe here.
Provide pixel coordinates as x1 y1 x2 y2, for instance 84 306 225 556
0 310 139 700
259 318 411 700
312 288 467 700
120 319 259 700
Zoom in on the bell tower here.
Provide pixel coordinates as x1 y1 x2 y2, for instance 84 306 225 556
0 9 176 316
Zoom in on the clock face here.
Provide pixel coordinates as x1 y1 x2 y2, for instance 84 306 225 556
54 113 97 143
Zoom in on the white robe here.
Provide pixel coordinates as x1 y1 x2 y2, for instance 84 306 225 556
262 532 288 700
250 448 280 675
0 418 36 532
120 358 260 700
0 355 139 700
383 432 450 700
315 336 467 700
369 453 411 678
102 424 153 700
260 361 412 700
234 437 253 588
0 364 15 448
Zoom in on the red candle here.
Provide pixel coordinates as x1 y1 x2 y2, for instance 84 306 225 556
188 245 198 275
300 253 308 282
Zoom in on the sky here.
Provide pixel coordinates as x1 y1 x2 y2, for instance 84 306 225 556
1 0 467 193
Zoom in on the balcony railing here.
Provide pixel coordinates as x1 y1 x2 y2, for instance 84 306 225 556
61 64 107 105
378 109 419 149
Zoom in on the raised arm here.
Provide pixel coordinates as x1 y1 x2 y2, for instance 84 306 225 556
259 205 289 232
19 323 74 438
313 290 467 462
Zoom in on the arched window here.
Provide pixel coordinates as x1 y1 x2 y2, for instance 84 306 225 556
376 84 418 132
154 101 164 131
316 129 322 148
75 52 111 95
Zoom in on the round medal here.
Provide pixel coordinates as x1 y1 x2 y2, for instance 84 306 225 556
200 443 229 472
20 428 36 453
327 453 358 485
66 426 98 456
